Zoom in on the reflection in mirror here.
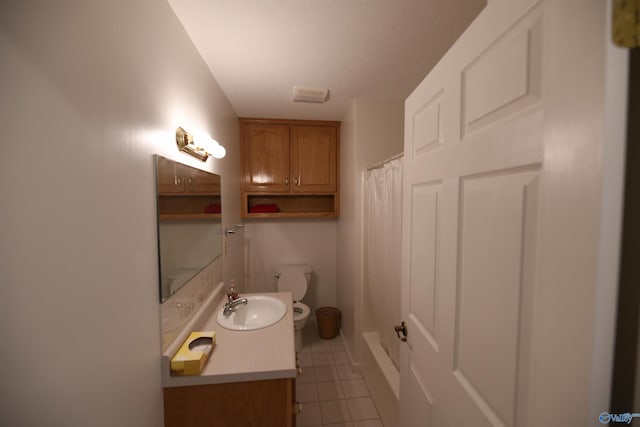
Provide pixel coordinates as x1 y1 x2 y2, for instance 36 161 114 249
155 155 222 303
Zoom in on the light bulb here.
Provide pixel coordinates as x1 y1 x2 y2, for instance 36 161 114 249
210 142 226 159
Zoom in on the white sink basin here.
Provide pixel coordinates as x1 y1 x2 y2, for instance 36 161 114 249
216 295 287 331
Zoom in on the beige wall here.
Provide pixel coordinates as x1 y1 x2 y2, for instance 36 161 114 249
0 1 241 425
336 99 404 363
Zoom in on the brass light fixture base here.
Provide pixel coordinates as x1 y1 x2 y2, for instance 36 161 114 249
176 127 209 161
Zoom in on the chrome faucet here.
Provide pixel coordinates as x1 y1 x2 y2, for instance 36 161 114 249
223 296 248 316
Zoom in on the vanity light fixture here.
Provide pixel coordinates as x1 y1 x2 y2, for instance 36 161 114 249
175 127 226 161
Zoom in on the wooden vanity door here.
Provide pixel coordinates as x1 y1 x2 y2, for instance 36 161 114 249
163 379 293 427
290 125 337 193
242 123 290 192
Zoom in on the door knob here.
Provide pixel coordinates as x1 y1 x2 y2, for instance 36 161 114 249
394 321 408 342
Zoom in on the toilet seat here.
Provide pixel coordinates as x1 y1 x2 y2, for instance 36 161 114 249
275 265 312 352
293 302 310 321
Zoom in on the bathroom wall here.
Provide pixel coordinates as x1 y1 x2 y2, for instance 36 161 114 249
336 99 404 363
0 1 241 426
243 220 337 312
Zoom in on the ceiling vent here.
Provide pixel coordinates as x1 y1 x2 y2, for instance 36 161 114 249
292 86 329 103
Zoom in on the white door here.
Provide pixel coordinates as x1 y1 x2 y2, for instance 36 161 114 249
400 0 627 426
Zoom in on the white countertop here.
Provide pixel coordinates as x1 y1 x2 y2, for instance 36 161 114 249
162 291 297 388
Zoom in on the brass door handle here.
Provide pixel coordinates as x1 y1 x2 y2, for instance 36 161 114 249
394 321 408 342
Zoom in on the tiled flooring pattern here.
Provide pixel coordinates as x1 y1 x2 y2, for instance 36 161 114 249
296 325 384 427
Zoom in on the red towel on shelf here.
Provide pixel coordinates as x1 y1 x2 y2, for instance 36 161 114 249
204 204 221 214
249 204 280 213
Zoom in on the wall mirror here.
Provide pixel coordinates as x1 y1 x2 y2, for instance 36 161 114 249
155 155 222 303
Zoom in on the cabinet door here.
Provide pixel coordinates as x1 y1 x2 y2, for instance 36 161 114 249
291 125 337 193
164 379 293 427
156 156 186 195
243 123 290 192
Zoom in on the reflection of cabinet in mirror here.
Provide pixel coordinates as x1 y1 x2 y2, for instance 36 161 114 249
240 118 340 218
157 156 221 220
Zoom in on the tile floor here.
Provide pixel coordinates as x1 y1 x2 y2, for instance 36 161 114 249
296 324 384 427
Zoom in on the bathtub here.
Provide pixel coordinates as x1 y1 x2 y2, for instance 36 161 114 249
361 331 400 426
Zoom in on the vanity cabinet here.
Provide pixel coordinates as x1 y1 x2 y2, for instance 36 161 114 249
163 378 296 427
240 118 340 218
156 155 221 220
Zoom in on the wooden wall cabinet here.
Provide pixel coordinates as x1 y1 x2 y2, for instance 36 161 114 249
163 378 296 427
240 118 340 218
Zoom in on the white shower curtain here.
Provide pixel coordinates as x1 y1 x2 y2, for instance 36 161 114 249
364 158 402 369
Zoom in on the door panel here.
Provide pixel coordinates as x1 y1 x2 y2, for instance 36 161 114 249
454 170 539 426
406 366 434 427
461 15 542 138
409 181 441 349
412 90 445 154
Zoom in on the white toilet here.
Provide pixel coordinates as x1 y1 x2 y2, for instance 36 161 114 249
275 265 311 352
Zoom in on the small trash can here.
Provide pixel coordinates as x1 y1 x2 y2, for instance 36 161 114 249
316 307 341 339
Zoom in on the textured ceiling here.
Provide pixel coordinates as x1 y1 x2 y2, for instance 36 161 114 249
168 0 486 121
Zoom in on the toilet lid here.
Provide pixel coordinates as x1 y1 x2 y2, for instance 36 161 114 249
277 273 307 301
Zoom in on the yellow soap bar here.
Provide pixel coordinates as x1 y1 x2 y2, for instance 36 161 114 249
170 331 216 376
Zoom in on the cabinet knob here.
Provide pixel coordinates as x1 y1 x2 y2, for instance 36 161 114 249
285 177 289 185
294 177 299 186
294 402 302 415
